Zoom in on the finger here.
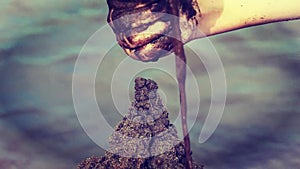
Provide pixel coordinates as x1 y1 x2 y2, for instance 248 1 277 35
107 0 159 11
123 35 174 62
118 20 171 49
108 0 168 33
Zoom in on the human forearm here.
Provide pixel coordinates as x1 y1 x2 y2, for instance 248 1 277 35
193 0 300 39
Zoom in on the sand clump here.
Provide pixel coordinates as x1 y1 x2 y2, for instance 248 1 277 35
78 77 203 169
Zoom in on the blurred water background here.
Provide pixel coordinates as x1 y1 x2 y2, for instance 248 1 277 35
0 1 300 169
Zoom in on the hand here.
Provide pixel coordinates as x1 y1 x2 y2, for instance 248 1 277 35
107 0 300 62
106 0 201 62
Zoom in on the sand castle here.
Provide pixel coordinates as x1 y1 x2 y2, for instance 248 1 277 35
78 77 202 169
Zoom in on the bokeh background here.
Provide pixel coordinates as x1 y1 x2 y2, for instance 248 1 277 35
1 1 300 169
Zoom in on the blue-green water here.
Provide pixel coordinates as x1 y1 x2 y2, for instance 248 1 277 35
0 1 300 168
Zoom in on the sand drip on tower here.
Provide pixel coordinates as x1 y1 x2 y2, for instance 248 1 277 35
78 77 203 169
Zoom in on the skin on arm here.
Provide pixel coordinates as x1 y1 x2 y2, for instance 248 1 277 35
191 0 300 40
